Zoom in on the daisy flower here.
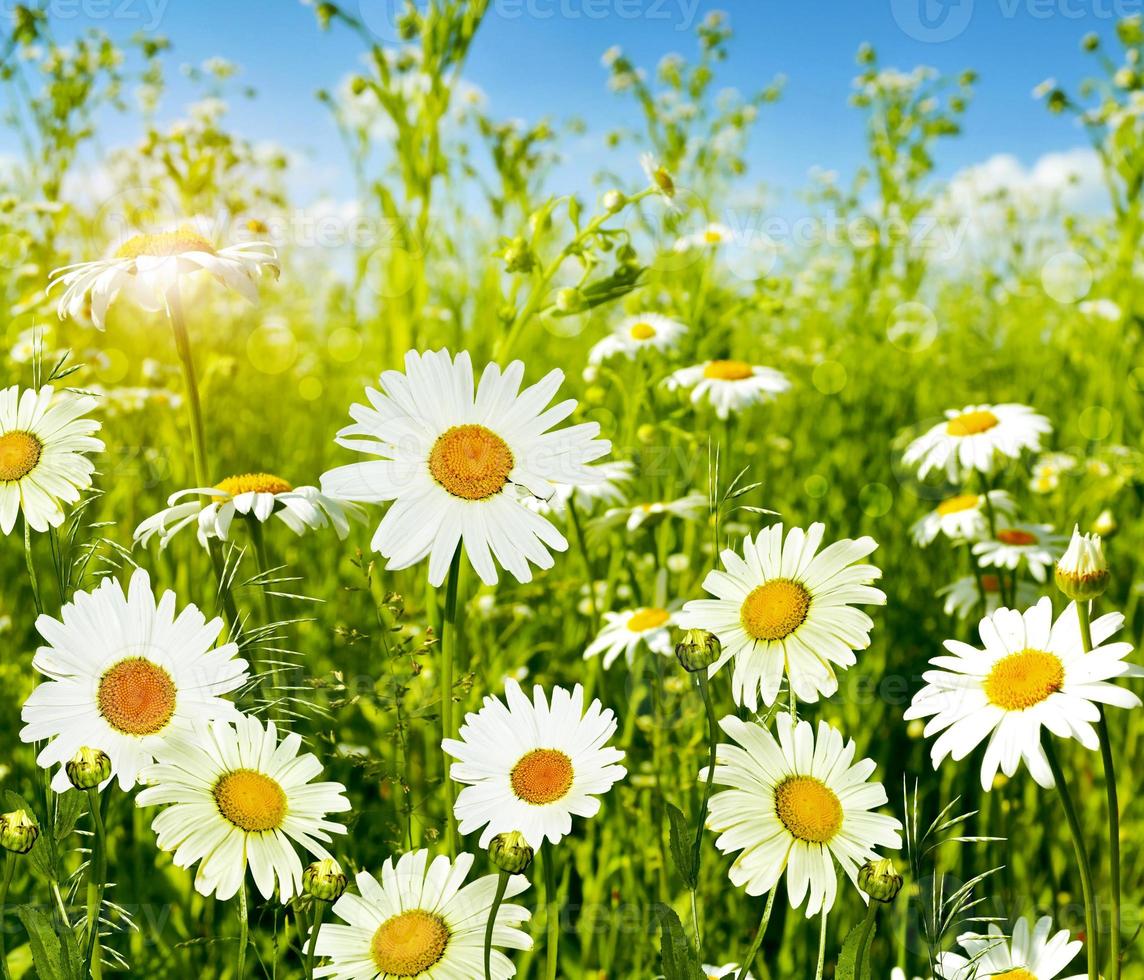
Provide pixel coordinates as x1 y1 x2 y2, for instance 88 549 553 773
677 523 885 710
641 152 676 204
704 966 753 980
134 473 366 550
584 606 677 669
0 385 103 535
442 679 626 849
674 222 734 251
593 493 708 535
972 523 1067 582
665 360 790 420
312 849 531 980
320 348 610 587
904 597 1142 790
588 313 688 364
49 219 279 329
936 916 1084 980
902 403 1051 481
20 569 248 791
704 714 903 916
910 490 1015 546
937 574 1039 621
526 459 633 518
136 714 350 901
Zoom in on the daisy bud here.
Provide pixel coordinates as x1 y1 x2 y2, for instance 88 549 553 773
503 238 535 275
65 747 112 791
1092 509 1117 538
303 858 348 902
1055 526 1110 601
0 810 39 855
555 288 586 314
489 831 534 875
675 629 721 672
603 190 626 212
858 858 902 903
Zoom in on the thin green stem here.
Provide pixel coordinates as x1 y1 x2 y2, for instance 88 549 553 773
814 909 829 980
236 877 249 980
0 853 14 980
167 283 209 489
735 888 777 980
689 670 719 947
305 901 325 979
248 519 283 712
543 846 560 980
439 545 462 856
1044 738 1100 980
566 496 598 632
852 899 879 980
484 871 510 980
23 517 43 616
82 789 107 979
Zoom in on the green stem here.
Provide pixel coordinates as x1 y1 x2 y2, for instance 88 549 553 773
440 545 462 856
1044 738 1100 980
167 283 209 489
23 516 43 616
236 877 248 980
305 901 325 980
853 900 879 980
566 496 598 632
484 871 510 980
814 910 829 980
248 519 283 711
82 790 107 978
0 853 14 980
689 671 719 946
542 847 560 980
735 888 777 980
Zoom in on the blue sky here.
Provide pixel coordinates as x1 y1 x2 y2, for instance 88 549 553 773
2 0 1121 201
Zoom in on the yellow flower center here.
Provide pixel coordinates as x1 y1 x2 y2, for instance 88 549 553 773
774 775 843 844
510 748 574 805
0 431 42 482
370 910 450 977
629 321 657 340
429 424 514 501
996 528 1037 546
946 409 1000 437
703 360 754 381
114 227 217 259
995 970 1036 980
704 228 724 244
936 494 980 516
214 473 294 496
627 608 671 632
985 649 1065 711
97 658 177 736
213 769 288 833
740 579 810 641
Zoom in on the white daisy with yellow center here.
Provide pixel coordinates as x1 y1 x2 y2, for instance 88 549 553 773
705 714 903 916
20 569 248 791
594 492 708 535
909 489 1015 546
0 385 103 535
677 522 886 711
665 360 790 420
935 916 1085 980
584 606 677 669
905 597 1142 790
320 348 610 587
442 679 626 849
527 459 633 518
972 522 1066 582
674 222 734 251
588 313 688 364
136 714 350 901
902 403 1051 480
312 849 532 980
133 472 366 550
937 574 1039 621
49 219 279 329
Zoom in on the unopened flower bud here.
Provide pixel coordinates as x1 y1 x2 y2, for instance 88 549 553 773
1092 509 1117 538
1055 525 1110 601
555 288 586 314
489 831 534 874
303 858 347 902
603 190 626 212
503 237 535 275
858 858 902 903
65 747 112 790
675 629 721 672
0 810 39 854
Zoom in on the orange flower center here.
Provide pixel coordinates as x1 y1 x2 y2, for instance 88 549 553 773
97 657 177 736
370 910 450 976
0 431 42 482
629 321 657 340
114 227 216 259
214 472 294 496
774 775 843 843
997 528 1037 546
703 360 754 381
627 608 671 632
946 409 1000 437
740 579 810 641
936 494 980 516
429 424 514 500
980 575 1001 592
213 769 288 832
510 748 574 805
985 649 1065 711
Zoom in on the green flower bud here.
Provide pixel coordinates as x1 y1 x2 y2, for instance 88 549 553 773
858 858 902 903
303 859 348 902
503 237 536 275
0 810 39 855
554 288 586 314
674 629 721 672
1092 509 1117 538
1082 32 1100 52
489 831 534 874
1055 525 1110 601
603 190 626 212
65 747 112 791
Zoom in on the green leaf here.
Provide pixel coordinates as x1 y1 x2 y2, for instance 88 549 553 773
665 802 697 890
835 914 875 980
15 906 67 980
653 904 705 980
54 791 85 841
